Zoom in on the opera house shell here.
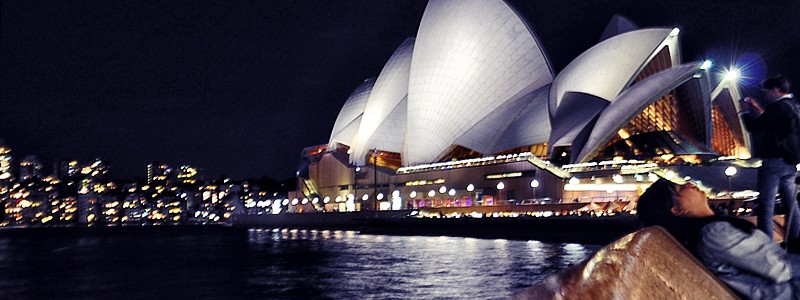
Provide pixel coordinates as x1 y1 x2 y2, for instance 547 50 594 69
300 0 750 212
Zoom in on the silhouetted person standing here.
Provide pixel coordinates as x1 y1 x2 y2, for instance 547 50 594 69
741 75 800 242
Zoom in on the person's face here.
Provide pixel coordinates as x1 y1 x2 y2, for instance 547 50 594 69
764 87 783 101
671 182 713 217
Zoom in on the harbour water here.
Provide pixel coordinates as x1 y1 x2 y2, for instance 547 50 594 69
0 227 598 299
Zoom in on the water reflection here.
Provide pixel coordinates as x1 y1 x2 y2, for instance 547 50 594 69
246 229 597 299
0 228 596 300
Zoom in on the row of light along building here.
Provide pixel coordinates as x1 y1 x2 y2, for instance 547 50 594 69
290 0 759 215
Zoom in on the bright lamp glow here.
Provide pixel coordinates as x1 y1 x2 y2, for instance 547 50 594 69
448 189 456 196
569 177 579 185
724 69 739 81
530 179 539 188
725 166 737 177
466 184 475 192
700 60 712 70
439 186 447 194
410 191 417 198
496 182 505 190
428 190 435 197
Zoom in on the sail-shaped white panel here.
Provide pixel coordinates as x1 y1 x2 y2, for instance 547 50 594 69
711 82 751 157
548 28 676 119
356 97 408 164
405 0 553 165
351 39 414 163
330 115 363 150
328 79 374 147
491 85 551 153
455 85 550 154
575 63 705 163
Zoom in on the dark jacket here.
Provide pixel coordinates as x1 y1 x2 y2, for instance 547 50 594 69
697 220 798 299
742 97 796 159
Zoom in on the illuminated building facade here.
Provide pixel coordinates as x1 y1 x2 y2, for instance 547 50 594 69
299 0 749 212
77 192 100 224
177 165 202 184
19 155 44 182
0 140 13 190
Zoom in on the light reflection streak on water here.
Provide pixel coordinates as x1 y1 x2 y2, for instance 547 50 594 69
0 229 598 300
246 229 597 300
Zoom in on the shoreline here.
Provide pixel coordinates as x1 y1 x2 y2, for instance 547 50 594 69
0 214 641 245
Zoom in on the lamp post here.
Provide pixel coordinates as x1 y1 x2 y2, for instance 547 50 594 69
725 166 737 195
373 149 378 216
496 182 505 205
530 179 540 201
467 184 475 206
354 166 360 211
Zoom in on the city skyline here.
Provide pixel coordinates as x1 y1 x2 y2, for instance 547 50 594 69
2 0 799 180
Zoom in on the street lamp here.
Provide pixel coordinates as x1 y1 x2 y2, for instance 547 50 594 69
354 166 361 210
725 166 737 194
496 182 505 204
372 149 378 214
568 177 579 185
466 184 475 206
530 179 539 201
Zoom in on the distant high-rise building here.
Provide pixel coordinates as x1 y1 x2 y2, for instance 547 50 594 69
67 160 79 177
80 158 108 179
177 165 202 184
147 161 171 185
77 192 99 224
19 155 43 181
52 160 79 179
0 140 13 179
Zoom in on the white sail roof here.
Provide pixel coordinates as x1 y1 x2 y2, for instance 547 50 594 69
405 0 553 165
549 28 678 119
575 63 706 162
351 39 415 164
328 79 374 148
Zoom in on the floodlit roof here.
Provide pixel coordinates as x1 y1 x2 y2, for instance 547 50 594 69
405 0 553 165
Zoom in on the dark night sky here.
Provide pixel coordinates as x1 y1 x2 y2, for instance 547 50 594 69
2 0 799 181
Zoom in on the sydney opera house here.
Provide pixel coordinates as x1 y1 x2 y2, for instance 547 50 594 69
297 0 750 213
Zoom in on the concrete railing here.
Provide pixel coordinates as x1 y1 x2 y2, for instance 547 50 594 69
513 226 738 300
